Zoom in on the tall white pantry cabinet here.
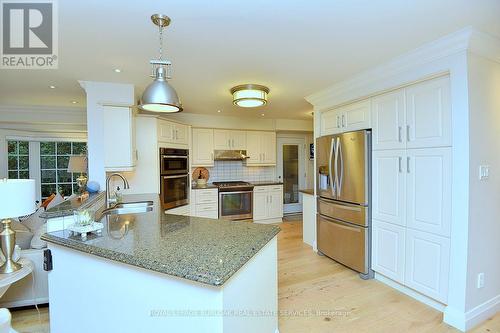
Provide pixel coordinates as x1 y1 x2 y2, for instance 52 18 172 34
371 75 452 304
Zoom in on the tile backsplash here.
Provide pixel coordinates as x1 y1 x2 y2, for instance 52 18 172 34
193 161 276 183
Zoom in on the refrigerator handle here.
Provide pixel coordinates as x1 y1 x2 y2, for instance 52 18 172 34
334 137 340 197
328 138 335 196
337 137 344 196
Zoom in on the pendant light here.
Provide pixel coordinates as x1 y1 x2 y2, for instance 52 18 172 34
139 14 183 113
230 84 269 108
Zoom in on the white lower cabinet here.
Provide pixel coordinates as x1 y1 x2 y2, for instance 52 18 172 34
372 220 405 284
192 189 218 219
166 204 190 216
253 185 283 223
404 228 450 303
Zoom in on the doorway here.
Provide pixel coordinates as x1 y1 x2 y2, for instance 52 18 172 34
277 137 305 214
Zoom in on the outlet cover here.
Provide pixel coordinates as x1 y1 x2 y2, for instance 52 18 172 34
477 273 485 289
479 165 490 181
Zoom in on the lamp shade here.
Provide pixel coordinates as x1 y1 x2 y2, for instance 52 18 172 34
67 156 87 173
0 179 36 219
139 67 183 113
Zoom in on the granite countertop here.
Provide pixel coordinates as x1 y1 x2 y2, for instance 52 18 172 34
40 192 105 219
191 183 218 190
299 189 314 195
42 194 280 287
250 181 283 186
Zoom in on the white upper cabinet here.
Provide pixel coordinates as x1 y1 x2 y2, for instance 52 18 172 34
192 128 214 167
158 120 189 145
406 148 452 237
372 220 406 284
405 76 451 149
372 150 406 227
405 228 450 303
246 131 276 166
371 90 406 150
213 130 246 150
320 99 370 136
103 106 136 171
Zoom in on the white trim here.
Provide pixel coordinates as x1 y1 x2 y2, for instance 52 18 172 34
444 294 500 332
375 273 446 312
253 218 283 224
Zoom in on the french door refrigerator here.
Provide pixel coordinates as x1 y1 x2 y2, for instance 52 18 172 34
316 129 373 279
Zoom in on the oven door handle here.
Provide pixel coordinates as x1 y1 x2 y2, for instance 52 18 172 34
162 155 188 159
219 190 253 195
163 175 188 179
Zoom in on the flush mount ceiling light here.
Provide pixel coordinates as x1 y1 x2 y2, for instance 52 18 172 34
139 14 182 113
230 84 269 108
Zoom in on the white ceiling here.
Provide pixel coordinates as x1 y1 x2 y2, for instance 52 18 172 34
0 0 499 120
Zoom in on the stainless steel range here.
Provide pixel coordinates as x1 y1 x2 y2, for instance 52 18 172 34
213 181 253 220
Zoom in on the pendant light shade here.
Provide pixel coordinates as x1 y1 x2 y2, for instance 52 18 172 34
231 84 269 108
140 67 182 113
139 14 183 113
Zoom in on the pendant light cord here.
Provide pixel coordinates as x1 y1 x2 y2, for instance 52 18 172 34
158 24 163 61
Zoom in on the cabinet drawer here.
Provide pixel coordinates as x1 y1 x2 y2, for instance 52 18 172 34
196 210 219 219
195 189 218 203
269 185 283 191
253 186 269 193
196 203 218 213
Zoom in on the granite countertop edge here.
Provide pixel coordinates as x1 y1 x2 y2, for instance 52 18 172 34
41 225 280 287
39 192 105 219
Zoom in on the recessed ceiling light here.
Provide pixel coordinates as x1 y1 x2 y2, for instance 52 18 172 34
49 85 56 89
71 101 78 104
114 68 122 73
217 110 221 113
261 113 265 116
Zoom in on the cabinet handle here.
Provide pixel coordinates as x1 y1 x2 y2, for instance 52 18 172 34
406 125 410 142
398 157 402 173
232 139 235 147
407 156 410 173
176 129 178 140
398 126 402 142
337 116 340 128
228 139 231 148
270 195 272 204
342 115 346 127
211 152 214 161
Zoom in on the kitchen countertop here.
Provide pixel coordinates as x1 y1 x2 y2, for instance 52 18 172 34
299 189 314 195
39 192 105 219
42 194 280 287
250 181 283 186
191 183 218 190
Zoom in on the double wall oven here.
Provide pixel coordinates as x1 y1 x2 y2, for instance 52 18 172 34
160 148 189 210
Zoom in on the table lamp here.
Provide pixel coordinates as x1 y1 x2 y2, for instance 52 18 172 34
0 179 36 273
68 156 88 194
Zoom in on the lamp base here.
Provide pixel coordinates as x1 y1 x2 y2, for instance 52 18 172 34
0 259 22 274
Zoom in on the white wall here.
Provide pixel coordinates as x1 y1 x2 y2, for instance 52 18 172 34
465 53 500 319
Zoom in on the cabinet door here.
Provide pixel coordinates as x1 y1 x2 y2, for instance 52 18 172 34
405 229 450 303
268 189 283 219
103 106 135 170
230 130 247 150
246 131 262 165
253 190 268 220
158 120 175 143
372 220 405 283
342 99 371 131
405 76 451 148
192 128 214 166
372 150 406 226
261 132 276 165
320 109 342 136
213 130 231 150
406 148 451 237
371 90 406 150
173 124 189 145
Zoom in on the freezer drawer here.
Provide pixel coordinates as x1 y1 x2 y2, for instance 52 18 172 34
317 214 368 274
317 198 368 227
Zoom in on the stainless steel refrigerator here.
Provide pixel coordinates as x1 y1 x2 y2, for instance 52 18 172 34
316 129 373 279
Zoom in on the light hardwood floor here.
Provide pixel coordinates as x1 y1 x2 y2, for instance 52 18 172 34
9 220 500 333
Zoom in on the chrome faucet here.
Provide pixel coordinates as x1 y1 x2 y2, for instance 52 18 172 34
105 173 130 208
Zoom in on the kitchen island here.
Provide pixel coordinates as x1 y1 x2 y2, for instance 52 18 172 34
42 194 280 333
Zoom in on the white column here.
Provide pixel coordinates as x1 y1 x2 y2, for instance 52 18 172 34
78 81 135 188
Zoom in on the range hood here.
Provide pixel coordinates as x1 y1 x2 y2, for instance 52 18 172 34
213 150 250 161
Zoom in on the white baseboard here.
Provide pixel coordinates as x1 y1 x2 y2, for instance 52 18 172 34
375 273 446 312
253 218 283 224
444 294 500 332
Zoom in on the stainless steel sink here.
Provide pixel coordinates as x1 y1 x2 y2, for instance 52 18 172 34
98 201 154 219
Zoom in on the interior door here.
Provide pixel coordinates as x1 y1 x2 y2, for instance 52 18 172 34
277 137 305 214
335 130 369 205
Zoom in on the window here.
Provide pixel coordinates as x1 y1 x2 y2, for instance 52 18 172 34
40 141 87 200
7 140 30 179
5 139 87 200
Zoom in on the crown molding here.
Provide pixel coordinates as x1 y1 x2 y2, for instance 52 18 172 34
305 27 500 110
0 104 85 115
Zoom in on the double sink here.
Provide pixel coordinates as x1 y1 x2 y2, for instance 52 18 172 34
99 200 154 219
